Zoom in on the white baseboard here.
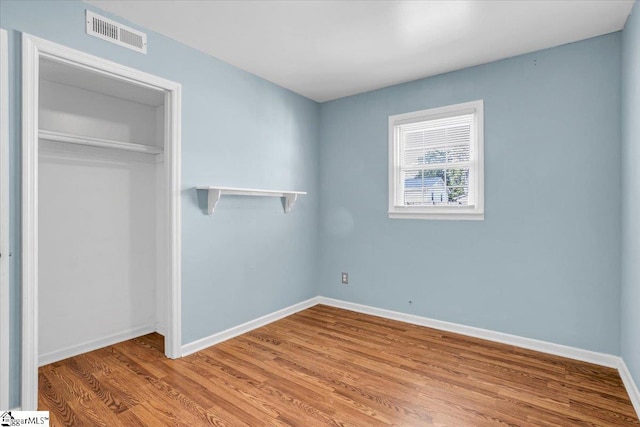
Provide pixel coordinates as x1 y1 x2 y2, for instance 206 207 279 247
618 358 640 417
317 297 620 368
155 323 167 336
38 325 156 366
181 297 321 356
178 295 639 420
318 297 640 420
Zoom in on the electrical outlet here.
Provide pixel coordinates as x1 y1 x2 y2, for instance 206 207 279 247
341 272 349 284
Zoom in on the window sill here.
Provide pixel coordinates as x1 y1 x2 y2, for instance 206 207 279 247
388 210 484 221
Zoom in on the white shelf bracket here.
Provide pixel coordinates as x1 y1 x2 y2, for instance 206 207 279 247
283 193 298 213
207 188 222 215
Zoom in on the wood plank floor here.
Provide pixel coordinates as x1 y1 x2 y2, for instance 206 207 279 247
39 305 640 426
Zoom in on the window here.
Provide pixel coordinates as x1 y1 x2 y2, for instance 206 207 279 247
388 100 484 220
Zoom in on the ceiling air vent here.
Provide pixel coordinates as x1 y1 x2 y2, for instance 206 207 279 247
85 10 147 54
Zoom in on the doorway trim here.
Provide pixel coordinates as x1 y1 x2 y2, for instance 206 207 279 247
21 33 182 410
0 27 10 410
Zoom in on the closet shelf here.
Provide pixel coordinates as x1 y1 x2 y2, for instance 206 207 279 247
39 129 163 155
196 186 307 214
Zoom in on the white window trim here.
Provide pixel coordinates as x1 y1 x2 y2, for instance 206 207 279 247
388 100 484 220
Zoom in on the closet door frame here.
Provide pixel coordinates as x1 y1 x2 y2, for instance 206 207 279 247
0 28 10 410
21 33 182 410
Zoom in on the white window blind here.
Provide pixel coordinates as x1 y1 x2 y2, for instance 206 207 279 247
388 100 484 220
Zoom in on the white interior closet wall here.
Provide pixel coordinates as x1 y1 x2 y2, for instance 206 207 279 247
37 58 166 365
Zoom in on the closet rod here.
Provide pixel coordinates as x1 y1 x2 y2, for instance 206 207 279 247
39 129 163 155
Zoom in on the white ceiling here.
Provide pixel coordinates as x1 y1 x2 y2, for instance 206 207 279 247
85 0 635 103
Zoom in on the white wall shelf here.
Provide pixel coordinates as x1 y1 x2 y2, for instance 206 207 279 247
39 129 163 155
196 186 307 214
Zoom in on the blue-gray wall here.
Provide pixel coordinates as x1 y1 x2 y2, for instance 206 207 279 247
318 34 622 355
622 1 640 389
0 0 319 407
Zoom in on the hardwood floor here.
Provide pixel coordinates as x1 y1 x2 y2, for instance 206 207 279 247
39 305 639 426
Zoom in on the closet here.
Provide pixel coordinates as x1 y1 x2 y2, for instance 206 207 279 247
37 57 168 365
